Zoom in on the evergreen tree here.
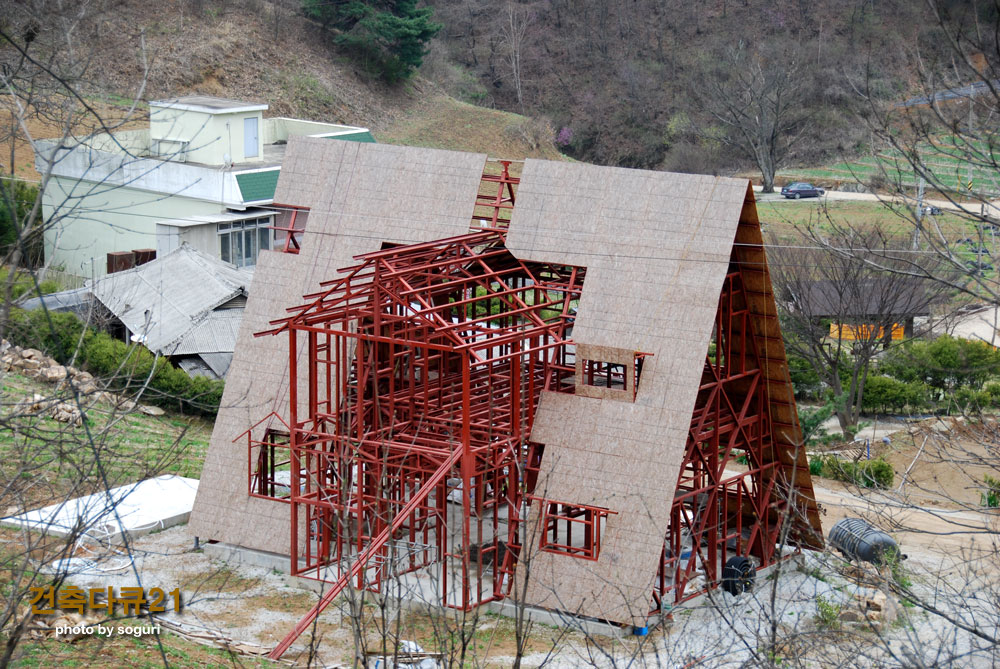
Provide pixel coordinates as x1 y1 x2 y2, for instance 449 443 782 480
303 0 441 83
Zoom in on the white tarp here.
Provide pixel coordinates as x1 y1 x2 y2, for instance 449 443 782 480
0 475 199 543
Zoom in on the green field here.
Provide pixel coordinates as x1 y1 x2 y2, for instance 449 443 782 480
779 136 1000 197
0 372 214 508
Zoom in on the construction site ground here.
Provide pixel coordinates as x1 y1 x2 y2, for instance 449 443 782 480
5 415 993 667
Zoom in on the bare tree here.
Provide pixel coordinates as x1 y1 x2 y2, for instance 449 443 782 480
498 2 532 114
839 1 1000 305
769 229 944 437
0 3 221 667
691 40 815 192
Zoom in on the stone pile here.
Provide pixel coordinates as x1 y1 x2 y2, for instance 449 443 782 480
1 340 99 395
16 393 83 426
1 339 164 421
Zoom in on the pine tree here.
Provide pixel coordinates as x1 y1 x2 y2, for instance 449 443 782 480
303 0 441 83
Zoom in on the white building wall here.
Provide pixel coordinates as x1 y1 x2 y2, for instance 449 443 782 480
179 223 219 257
150 105 263 165
43 177 223 278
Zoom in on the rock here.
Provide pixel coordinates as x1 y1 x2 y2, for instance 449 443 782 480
138 404 165 416
65 365 78 377
71 372 97 394
21 348 43 361
40 366 67 383
839 609 863 622
838 182 871 194
50 402 82 426
18 358 41 371
866 591 885 612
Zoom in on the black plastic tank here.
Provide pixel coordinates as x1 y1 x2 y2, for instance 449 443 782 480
828 517 903 564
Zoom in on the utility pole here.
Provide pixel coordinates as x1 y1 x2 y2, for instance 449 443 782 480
913 176 925 251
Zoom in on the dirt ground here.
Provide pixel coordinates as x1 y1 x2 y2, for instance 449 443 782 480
31 523 585 667
9 413 998 667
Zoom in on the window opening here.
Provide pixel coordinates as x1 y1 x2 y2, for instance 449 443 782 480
582 360 627 390
535 498 616 560
249 428 291 501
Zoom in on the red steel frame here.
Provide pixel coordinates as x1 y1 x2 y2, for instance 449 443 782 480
250 162 799 658
269 204 309 254
653 265 786 610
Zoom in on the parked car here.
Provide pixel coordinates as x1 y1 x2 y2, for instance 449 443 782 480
921 205 943 216
781 182 825 199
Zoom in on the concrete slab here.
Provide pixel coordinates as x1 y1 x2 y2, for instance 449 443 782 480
0 475 199 544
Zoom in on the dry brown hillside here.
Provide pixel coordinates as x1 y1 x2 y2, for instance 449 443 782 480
1 0 567 182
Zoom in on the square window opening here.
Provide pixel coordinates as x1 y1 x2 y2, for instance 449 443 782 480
582 360 627 390
250 428 292 501
537 499 616 560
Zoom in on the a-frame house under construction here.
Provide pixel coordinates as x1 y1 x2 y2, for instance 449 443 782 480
189 139 823 659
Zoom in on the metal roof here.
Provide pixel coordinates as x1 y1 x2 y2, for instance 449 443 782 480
236 170 281 203
171 309 243 356
795 278 932 318
155 209 274 229
89 245 250 356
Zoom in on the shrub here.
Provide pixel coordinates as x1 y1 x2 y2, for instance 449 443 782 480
808 458 823 476
952 386 991 413
881 334 1000 391
0 266 61 301
0 180 43 264
814 595 842 629
862 375 931 413
985 382 1000 407
787 352 821 400
820 455 894 489
5 307 222 416
982 474 1000 508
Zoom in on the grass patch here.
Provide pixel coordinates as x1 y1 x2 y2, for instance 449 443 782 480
12 625 275 668
779 136 1000 197
758 199 980 240
814 595 842 630
813 455 895 489
0 266 61 301
377 94 568 160
180 564 261 595
0 371 212 507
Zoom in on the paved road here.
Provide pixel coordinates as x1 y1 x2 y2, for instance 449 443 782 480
752 184 999 216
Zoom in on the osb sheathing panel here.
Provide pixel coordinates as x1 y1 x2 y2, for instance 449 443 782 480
505 160 749 624
189 139 488 553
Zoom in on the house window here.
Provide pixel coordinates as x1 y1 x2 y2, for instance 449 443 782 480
536 499 616 561
219 216 272 268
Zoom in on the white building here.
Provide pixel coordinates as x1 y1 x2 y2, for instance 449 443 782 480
36 96 372 278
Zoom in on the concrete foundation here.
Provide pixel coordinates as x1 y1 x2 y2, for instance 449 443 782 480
203 540 680 638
